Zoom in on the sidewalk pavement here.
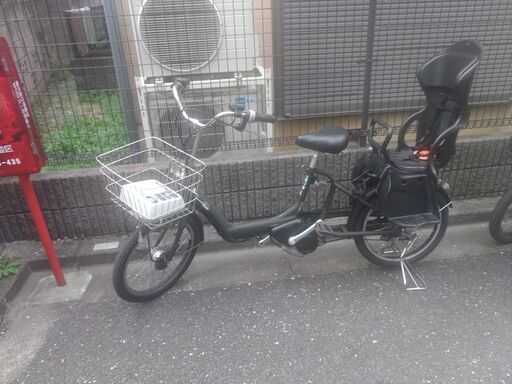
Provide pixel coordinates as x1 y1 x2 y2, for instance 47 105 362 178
0 196 502 324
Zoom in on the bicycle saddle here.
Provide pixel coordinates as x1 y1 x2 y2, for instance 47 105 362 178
296 125 349 154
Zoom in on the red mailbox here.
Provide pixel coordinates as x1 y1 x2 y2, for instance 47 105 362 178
0 36 64 286
0 37 45 176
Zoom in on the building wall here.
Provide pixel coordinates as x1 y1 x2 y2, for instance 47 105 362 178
275 104 512 151
253 0 273 69
43 0 73 59
0 0 59 100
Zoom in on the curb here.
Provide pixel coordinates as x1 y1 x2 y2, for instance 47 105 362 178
0 263 31 326
449 197 495 225
0 196 500 323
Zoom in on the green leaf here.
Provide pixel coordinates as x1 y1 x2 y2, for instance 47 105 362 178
0 256 21 279
7 268 20 275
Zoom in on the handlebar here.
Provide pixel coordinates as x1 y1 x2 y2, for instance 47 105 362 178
253 112 277 124
172 79 276 132
368 118 393 152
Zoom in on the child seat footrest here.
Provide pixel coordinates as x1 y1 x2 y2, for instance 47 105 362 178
388 213 440 228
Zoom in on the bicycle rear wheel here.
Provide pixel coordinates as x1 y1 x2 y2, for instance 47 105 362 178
113 215 202 302
352 204 448 268
489 188 512 244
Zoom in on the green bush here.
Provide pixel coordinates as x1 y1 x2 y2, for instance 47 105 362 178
33 70 128 169
0 256 20 279
40 92 127 166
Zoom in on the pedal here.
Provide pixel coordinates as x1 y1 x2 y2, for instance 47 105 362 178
389 213 440 228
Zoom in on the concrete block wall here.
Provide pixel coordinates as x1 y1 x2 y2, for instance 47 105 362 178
0 171 136 242
0 136 511 242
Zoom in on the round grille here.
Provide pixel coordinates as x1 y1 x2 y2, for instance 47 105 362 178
138 0 223 72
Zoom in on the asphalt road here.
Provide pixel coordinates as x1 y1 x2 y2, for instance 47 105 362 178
2 223 512 384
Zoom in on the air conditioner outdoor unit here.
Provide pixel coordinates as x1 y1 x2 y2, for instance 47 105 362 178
135 66 272 158
129 0 259 77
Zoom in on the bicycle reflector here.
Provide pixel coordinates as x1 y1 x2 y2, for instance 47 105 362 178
0 36 45 177
413 149 430 161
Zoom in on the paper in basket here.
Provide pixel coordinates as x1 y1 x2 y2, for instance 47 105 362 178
119 179 185 221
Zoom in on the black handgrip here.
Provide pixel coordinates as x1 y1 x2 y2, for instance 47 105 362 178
234 112 250 132
175 78 191 88
254 112 277 123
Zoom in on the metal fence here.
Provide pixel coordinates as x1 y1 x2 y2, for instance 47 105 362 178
1 0 511 167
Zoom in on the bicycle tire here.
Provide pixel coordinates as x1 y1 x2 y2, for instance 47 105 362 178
351 204 449 268
113 215 202 302
489 188 512 244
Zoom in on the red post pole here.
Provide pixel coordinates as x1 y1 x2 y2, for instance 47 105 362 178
19 174 66 286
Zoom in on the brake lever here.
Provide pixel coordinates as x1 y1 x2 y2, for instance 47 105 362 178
233 112 250 132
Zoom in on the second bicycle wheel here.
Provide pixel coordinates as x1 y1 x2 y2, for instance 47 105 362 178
489 188 512 244
113 214 202 302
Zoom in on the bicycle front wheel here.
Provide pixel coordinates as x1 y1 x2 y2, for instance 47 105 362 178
489 188 512 244
113 215 202 302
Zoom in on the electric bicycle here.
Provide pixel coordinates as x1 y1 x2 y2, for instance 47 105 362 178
97 40 482 302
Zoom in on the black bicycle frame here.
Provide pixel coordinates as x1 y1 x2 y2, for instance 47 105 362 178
195 152 377 243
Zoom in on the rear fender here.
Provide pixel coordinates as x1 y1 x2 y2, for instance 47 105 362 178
436 185 452 210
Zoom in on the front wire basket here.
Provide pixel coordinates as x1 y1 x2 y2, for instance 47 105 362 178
96 137 206 229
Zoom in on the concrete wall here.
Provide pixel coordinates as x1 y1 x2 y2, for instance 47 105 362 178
0 136 510 242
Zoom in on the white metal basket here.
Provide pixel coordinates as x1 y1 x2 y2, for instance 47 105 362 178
96 137 205 228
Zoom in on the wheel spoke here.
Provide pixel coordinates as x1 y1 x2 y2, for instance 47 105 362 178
118 220 197 299
359 207 445 266
129 254 152 282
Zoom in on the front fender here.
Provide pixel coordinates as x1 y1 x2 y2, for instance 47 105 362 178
187 211 204 243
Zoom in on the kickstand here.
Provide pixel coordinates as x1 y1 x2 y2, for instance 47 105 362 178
399 235 427 291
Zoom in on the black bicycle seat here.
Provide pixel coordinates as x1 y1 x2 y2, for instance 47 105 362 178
296 125 349 154
417 40 482 99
